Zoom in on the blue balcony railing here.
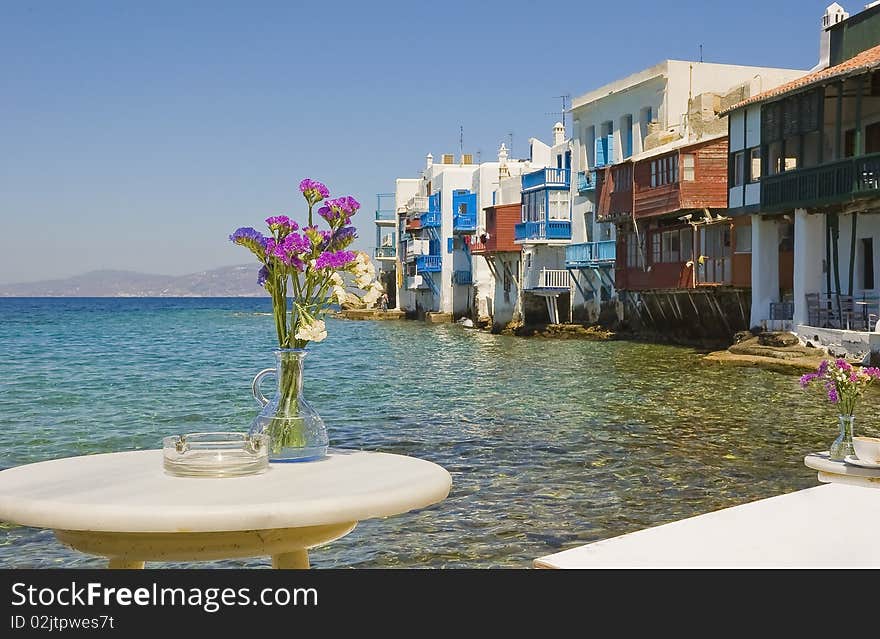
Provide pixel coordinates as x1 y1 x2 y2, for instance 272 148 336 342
453 211 476 232
452 270 472 285
521 167 570 191
514 220 572 242
420 210 441 228
576 170 596 193
375 209 396 221
416 254 441 272
564 241 616 268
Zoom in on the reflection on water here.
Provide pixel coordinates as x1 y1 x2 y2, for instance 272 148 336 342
0 298 872 568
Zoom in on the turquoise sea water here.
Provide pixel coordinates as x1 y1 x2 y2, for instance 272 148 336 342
0 297 873 568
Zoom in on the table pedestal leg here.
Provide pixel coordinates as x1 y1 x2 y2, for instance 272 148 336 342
271 549 309 569
108 559 145 569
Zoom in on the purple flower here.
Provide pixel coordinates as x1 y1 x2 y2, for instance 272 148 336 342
799 373 818 388
318 196 360 225
330 226 358 250
230 227 269 258
827 386 839 403
257 265 269 286
818 360 829 376
299 179 330 204
266 215 298 232
836 358 852 372
314 250 357 270
864 367 880 379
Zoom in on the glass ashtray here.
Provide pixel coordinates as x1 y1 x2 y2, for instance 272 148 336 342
162 432 269 478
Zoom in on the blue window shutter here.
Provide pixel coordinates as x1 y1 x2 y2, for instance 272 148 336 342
625 130 632 158
565 150 571 170
447 238 454 253
594 137 606 167
606 134 615 165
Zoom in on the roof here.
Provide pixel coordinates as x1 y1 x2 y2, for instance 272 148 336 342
720 43 880 115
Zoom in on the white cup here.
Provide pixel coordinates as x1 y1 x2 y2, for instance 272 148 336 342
852 436 880 464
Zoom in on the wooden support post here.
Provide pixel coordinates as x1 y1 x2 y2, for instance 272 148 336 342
848 212 858 296
854 74 865 158
835 80 843 160
817 85 825 165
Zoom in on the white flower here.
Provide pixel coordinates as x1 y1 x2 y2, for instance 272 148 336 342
368 280 383 293
294 319 327 343
332 285 348 304
355 273 373 289
330 272 344 286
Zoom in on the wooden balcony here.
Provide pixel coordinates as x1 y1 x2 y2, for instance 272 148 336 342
761 153 880 212
471 203 520 254
596 164 633 221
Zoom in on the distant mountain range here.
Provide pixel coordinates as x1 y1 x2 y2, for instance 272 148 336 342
0 265 269 297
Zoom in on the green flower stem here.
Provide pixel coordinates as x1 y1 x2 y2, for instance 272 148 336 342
268 351 307 454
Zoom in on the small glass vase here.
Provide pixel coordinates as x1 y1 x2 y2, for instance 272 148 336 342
829 414 855 461
248 349 329 463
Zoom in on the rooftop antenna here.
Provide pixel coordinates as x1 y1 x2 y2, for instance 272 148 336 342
545 94 571 130
459 125 464 159
508 132 514 158
699 44 703 63
476 149 482 164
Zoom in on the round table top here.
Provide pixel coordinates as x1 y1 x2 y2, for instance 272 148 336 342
0 449 452 533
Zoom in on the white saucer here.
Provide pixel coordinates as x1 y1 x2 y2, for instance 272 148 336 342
844 455 880 469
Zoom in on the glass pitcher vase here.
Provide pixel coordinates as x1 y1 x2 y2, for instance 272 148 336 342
248 349 329 462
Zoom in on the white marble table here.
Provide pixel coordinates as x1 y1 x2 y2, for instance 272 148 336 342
0 449 452 569
804 451 880 489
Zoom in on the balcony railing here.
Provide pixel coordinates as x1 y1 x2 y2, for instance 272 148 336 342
564 241 616 268
405 239 430 262
514 220 572 242
375 209 396 221
526 268 570 290
420 210 441 228
374 246 396 259
406 195 429 214
522 167 570 191
576 170 596 193
452 270 472 285
416 254 441 272
761 152 880 210
453 211 476 233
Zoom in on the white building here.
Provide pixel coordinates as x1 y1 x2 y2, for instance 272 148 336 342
393 149 531 319
724 2 880 362
569 59 807 325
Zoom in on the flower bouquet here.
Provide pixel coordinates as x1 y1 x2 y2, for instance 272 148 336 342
230 179 383 460
800 359 880 460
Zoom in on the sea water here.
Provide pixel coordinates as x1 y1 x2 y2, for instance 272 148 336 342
0 298 864 568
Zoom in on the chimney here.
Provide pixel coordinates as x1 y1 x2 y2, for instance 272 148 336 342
426 153 433 169
816 3 849 70
553 122 565 146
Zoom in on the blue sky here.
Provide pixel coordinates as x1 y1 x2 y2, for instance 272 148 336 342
0 0 827 283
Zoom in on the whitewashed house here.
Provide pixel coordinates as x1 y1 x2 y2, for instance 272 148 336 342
569 59 806 331
724 2 880 362
393 150 530 319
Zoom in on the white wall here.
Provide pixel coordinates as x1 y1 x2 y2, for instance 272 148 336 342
491 253 520 327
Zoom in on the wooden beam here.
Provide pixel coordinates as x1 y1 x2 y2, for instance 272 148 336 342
835 80 843 160
854 74 865 158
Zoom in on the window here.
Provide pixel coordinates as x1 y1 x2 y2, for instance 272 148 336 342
749 148 761 182
768 141 783 175
682 154 695 181
734 224 752 254
650 155 679 187
626 232 644 268
733 151 745 186
651 228 691 263
548 191 569 220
